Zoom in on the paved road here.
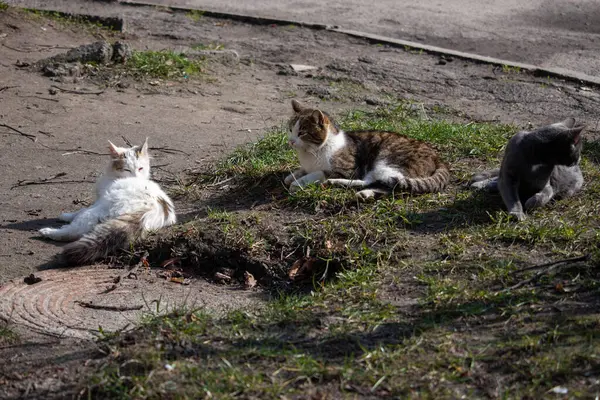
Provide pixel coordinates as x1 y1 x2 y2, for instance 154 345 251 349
142 0 600 78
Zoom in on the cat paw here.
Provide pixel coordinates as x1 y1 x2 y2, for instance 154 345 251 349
289 181 302 193
356 189 377 202
524 195 550 210
39 227 59 239
284 173 296 186
59 212 76 222
508 211 526 221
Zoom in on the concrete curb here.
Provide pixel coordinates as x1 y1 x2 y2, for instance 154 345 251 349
332 28 600 87
117 0 600 88
118 0 336 30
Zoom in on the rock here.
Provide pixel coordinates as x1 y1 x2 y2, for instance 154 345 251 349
42 62 81 77
290 64 318 72
112 41 132 63
358 56 375 64
364 96 390 106
62 41 113 64
306 85 336 99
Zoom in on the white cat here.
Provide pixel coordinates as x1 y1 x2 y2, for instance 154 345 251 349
39 139 176 265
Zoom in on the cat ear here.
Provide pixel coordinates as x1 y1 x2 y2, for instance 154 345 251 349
108 140 121 158
291 99 304 113
569 125 585 144
140 137 149 156
311 110 325 126
555 117 576 129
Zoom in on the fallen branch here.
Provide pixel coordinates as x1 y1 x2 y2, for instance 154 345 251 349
76 301 143 311
24 95 60 103
121 135 132 146
499 254 591 293
11 173 94 189
1 43 34 53
0 123 37 141
11 179 93 189
0 85 19 92
50 85 105 95
61 149 107 156
514 254 590 274
37 142 107 155
150 146 191 156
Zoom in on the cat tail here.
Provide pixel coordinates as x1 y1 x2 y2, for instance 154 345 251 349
470 168 500 184
469 168 500 191
60 210 149 266
393 162 451 193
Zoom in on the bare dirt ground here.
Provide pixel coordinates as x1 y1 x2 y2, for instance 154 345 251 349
1 1 600 398
86 0 600 77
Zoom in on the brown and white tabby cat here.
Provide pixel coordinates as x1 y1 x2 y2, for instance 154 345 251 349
284 100 450 200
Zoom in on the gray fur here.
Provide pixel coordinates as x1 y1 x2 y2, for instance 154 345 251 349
61 211 147 265
470 118 584 220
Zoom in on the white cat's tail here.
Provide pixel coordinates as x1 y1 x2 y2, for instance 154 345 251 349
61 196 176 265
61 211 147 265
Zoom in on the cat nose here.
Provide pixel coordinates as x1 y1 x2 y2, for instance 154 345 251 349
288 140 295 147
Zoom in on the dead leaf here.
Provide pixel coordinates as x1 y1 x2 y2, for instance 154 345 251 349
169 277 191 285
288 257 317 281
325 240 332 250
23 274 42 285
160 258 180 269
288 258 303 280
214 272 232 283
244 271 257 289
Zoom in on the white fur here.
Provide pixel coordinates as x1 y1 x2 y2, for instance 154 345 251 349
286 121 407 193
285 122 347 190
325 161 405 189
59 140 150 222
40 139 175 242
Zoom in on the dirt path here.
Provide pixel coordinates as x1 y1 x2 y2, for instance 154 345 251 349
1 2 600 398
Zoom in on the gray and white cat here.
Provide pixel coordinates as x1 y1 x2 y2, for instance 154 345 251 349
471 118 584 220
39 139 176 264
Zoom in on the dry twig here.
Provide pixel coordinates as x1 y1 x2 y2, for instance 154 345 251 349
50 85 105 95
499 254 591 293
0 123 36 141
76 301 143 311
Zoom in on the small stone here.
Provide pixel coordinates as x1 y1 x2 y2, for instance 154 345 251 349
438 59 447 65
290 64 318 72
364 97 388 106
358 56 375 64
63 41 113 64
112 41 132 64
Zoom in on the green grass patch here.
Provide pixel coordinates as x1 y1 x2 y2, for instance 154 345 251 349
0 2 9 11
23 8 119 31
191 42 225 51
0 324 18 345
126 50 204 79
185 9 205 22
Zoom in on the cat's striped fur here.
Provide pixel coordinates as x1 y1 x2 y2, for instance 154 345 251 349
285 100 450 199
